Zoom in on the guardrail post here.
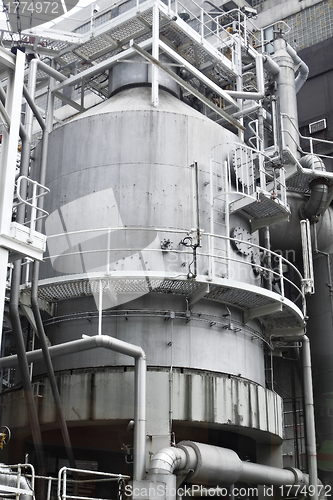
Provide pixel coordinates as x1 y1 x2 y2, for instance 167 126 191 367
279 255 284 298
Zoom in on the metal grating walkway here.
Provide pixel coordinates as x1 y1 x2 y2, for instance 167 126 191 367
32 273 304 336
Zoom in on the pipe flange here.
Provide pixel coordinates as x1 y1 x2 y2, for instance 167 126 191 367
284 467 307 486
308 177 330 188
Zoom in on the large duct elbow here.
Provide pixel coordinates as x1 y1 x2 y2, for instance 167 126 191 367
299 155 329 220
285 44 309 93
148 447 188 475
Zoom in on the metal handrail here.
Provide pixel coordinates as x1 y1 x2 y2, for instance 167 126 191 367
58 461 129 500
0 463 36 499
211 142 287 202
281 113 333 160
41 225 305 305
15 175 50 241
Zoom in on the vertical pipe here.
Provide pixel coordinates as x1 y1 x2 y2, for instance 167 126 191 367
133 355 147 481
279 255 284 298
151 3 159 107
9 262 44 475
169 316 174 435
263 227 272 291
46 477 52 500
225 159 230 278
7 52 45 479
302 335 318 500
30 64 78 472
209 156 215 279
272 37 300 161
98 280 103 335
0 50 25 338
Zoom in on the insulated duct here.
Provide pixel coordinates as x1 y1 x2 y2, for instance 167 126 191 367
147 441 310 487
299 155 328 220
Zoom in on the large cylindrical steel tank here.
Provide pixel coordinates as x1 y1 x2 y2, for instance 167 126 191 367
3 82 284 472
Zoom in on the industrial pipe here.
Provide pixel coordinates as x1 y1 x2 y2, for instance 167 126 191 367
285 44 309 94
0 86 27 139
302 335 318 500
8 264 44 476
263 55 280 76
26 54 78 471
8 55 45 478
299 155 328 220
33 58 66 83
0 335 147 482
272 37 301 160
146 441 310 487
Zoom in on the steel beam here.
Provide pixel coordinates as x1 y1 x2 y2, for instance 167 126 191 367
0 48 25 339
131 42 245 131
189 284 210 307
53 38 153 92
244 302 283 323
159 39 238 109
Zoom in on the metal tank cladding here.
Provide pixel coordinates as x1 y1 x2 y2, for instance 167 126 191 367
31 75 279 466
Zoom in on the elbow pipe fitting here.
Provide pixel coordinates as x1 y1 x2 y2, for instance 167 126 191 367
300 179 329 221
285 44 309 93
148 447 188 475
299 155 329 220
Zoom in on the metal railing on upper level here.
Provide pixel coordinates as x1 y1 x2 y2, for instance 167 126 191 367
28 224 306 311
281 113 333 163
212 142 288 206
14 175 49 241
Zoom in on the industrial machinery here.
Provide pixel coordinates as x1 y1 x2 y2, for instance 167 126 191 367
0 0 333 498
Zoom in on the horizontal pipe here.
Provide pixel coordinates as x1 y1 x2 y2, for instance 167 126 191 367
147 441 311 487
0 335 146 481
263 55 280 76
225 90 265 100
34 59 66 82
0 335 145 368
241 461 302 486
